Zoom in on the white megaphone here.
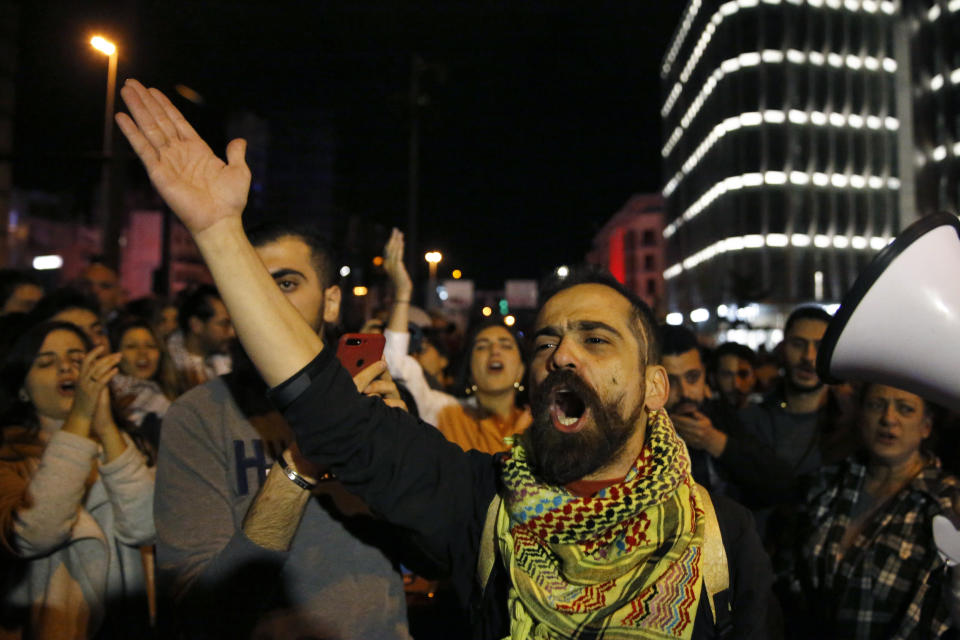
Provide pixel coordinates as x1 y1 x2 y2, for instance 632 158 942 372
816 212 960 412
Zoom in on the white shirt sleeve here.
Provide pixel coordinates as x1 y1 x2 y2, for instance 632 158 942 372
383 329 457 427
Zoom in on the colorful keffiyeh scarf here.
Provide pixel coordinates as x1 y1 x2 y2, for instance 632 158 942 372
497 409 706 639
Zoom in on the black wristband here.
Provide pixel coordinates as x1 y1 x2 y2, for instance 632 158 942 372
277 454 316 491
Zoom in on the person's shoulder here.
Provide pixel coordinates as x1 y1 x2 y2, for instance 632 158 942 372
711 493 756 536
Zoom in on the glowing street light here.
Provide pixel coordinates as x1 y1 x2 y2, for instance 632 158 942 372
424 251 442 308
353 286 368 296
452 269 462 279
339 265 351 277
556 265 570 278
504 315 516 327
481 306 493 317
90 34 119 265
90 36 116 56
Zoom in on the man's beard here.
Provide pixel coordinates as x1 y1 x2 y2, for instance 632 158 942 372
668 395 703 417
787 364 823 394
521 369 643 486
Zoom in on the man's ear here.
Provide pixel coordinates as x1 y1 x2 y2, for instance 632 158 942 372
643 364 669 411
323 285 342 325
188 316 204 336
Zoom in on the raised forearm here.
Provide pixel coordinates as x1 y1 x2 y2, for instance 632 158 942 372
193 218 323 386
242 460 311 551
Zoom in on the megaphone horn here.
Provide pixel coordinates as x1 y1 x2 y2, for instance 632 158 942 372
817 212 960 412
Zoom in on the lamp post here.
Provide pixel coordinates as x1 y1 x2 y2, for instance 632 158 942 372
424 250 442 308
90 35 119 267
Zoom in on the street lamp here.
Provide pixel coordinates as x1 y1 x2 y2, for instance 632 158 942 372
424 251 442 308
90 35 119 266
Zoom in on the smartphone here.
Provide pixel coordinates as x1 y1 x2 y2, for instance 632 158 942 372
336 333 386 377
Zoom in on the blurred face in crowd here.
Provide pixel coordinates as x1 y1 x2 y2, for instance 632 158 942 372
470 326 524 395
53 307 109 351
859 384 931 469
24 329 86 422
254 236 340 333
526 284 667 485
782 318 828 393
189 297 235 356
715 354 756 409
416 340 448 380
2 283 44 315
662 348 707 416
158 305 179 340
82 263 122 314
119 327 161 381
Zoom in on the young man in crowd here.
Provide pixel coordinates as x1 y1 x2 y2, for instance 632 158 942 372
118 78 778 639
166 284 235 389
80 257 123 320
155 221 413 639
659 325 790 507
711 342 758 410
0 269 44 315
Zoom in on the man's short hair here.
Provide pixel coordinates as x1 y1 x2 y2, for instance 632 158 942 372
713 341 757 369
540 265 660 367
784 305 832 335
178 284 221 334
658 325 700 359
246 221 337 290
0 269 42 308
29 287 101 322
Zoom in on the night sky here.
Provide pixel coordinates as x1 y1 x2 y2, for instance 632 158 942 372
13 0 683 288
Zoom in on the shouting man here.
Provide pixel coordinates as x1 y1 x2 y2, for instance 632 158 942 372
117 79 777 639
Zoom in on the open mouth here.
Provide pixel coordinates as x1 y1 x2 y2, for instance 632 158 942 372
550 387 588 433
57 380 76 395
487 360 504 373
876 430 897 445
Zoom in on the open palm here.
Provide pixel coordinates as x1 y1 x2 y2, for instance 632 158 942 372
116 79 250 234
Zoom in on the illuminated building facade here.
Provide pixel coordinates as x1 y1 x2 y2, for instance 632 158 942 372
660 0 902 324
906 0 960 215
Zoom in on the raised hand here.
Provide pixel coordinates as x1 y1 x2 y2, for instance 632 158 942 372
115 79 251 235
352 361 409 412
384 228 413 300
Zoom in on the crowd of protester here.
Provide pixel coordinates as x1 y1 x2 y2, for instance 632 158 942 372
1 78 960 639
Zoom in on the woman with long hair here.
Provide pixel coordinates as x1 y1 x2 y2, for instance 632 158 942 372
782 382 960 639
0 321 154 639
109 317 184 452
382 229 531 454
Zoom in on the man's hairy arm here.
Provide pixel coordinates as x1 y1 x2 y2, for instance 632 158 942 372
242 452 312 551
115 79 320 386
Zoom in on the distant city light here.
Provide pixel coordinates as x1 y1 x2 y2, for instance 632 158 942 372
352 286 368 296
372 256 384 266
666 312 684 326
690 308 710 323
437 286 449 301
556 265 570 278
339 265 351 277
481 306 493 317
424 251 442 264
504 315 516 327
452 269 462 279
717 304 728 317
33 255 63 271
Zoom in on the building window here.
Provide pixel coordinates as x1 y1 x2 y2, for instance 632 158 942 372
641 229 656 247
644 254 655 271
647 278 657 296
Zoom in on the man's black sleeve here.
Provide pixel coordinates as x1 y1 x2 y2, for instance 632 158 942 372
714 494 784 640
268 348 498 603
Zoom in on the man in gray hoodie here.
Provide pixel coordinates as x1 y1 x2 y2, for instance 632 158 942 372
154 222 413 639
